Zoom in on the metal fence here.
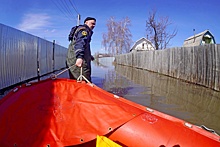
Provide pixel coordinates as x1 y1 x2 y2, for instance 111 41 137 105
115 45 220 91
0 23 67 90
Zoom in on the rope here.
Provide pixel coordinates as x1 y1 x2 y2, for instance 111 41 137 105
200 125 219 136
76 67 91 83
50 65 73 79
50 65 91 84
57 66 73 77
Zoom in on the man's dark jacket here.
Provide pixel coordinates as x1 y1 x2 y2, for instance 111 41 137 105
66 24 93 82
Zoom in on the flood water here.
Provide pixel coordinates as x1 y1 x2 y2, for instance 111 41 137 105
1 59 220 135
90 60 220 135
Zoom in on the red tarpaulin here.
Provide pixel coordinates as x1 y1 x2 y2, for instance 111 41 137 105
0 79 144 146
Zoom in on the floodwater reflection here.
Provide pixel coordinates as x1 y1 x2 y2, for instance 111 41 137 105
97 63 220 134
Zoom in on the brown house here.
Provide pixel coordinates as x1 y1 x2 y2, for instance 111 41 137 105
183 30 216 47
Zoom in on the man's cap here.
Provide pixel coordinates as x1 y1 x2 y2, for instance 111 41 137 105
84 17 96 23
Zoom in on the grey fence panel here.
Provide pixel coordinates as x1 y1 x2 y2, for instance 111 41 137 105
115 45 220 91
38 39 48 76
0 24 38 89
149 51 154 71
142 51 148 70
197 46 204 85
162 49 169 75
46 41 53 73
207 45 214 88
132 52 137 68
38 38 65 76
184 47 193 81
176 48 182 79
20 35 38 80
0 23 67 90
54 44 67 70
191 46 197 83
169 47 176 77
214 44 220 91
0 24 8 88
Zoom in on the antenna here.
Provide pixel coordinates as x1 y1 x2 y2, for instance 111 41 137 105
193 29 196 43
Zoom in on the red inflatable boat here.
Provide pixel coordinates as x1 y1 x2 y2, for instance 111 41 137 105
0 78 219 146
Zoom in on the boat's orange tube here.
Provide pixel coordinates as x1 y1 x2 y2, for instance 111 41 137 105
0 78 219 146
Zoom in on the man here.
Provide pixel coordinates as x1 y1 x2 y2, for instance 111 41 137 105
66 17 96 82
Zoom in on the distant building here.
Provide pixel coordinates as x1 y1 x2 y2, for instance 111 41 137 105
130 37 155 52
183 30 216 47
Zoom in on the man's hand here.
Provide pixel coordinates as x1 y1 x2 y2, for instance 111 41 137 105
91 55 95 61
75 58 83 67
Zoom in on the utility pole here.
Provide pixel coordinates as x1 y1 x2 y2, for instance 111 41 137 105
77 14 81 26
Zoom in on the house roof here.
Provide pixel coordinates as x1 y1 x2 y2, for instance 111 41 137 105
130 37 155 51
183 30 216 47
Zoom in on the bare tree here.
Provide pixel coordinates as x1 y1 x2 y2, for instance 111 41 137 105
146 10 177 50
102 17 132 55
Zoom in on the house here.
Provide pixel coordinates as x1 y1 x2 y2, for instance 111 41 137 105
183 30 216 47
130 37 155 52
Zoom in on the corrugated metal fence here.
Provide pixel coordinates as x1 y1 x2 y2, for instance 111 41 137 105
115 45 220 91
0 23 67 90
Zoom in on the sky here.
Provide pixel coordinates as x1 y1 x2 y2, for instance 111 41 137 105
1 0 219 54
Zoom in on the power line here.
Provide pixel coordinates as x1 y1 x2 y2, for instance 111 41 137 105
60 0 76 17
68 0 80 25
69 0 79 14
50 0 73 22
50 0 78 22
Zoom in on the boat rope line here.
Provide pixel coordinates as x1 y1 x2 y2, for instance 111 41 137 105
50 65 73 79
200 125 219 136
55 65 73 77
50 65 91 84
76 67 91 83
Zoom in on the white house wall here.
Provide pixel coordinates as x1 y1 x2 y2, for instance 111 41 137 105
131 40 155 52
